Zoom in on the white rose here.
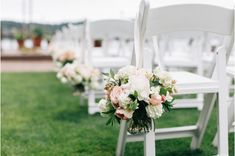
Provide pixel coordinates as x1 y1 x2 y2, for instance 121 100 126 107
153 67 161 76
56 62 62 68
98 99 110 117
90 81 99 89
150 86 161 95
159 72 172 87
79 66 92 80
61 77 68 84
57 72 62 79
118 92 131 109
146 104 163 119
74 75 82 83
166 91 173 102
137 68 153 80
129 74 150 100
115 65 137 80
65 65 76 77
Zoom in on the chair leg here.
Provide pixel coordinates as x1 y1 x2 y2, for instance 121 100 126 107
217 91 229 155
212 98 234 147
216 47 229 156
190 93 216 149
116 120 128 156
144 131 156 156
144 120 156 156
88 90 99 114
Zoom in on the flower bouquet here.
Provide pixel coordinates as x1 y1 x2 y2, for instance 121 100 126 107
54 50 78 68
57 62 100 93
98 66 177 134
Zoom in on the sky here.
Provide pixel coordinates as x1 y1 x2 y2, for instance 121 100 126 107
1 0 234 24
1 0 141 24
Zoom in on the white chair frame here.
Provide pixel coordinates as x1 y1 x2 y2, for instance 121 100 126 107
85 19 134 114
86 19 134 67
116 1 234 156
212 66 235 147
153 31 205 110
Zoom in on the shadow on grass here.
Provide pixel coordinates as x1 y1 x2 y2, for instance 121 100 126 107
158 149 203 156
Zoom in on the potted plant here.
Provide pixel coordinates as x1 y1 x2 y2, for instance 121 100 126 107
32 27 43 48
14 31 25 49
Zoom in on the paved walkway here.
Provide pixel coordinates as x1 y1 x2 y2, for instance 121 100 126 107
2 60 55 72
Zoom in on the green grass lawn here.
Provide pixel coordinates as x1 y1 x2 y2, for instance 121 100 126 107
1 72 234 156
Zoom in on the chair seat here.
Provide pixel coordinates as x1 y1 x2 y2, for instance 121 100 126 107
91 57 129 68
171 71 219 94
164 57 198 67
91 48 104 57
91 48 123 57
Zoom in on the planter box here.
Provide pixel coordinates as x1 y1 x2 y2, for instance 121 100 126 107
17 39 24 49
33 37 42 48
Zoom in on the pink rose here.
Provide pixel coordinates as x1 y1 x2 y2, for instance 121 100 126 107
110 86 123 108
161 95 166 103
149 95 162 105
115 109 133 120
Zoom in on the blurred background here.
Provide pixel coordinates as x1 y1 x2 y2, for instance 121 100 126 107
1 0 143 72
1 0 234 155
1 0 139 54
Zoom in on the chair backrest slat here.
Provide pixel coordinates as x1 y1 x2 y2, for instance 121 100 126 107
146 4 234 36
86 19 134 64
89 19 134 39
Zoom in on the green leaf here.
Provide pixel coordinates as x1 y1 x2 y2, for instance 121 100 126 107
129 100 138 110
160 87 167 95
102 72 109 77
106 117 113 125
133 91 138 98
109 69 115 78
162 100 174 112
118 79 121 86
115 116 121 124
102 108 115 114
128 94 136 101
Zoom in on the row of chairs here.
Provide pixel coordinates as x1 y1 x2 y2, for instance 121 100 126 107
51 20 234 112
49 0 234 155
50 19 134 114
117 0 234 156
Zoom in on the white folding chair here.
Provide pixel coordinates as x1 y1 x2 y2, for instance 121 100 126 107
85 19 134 114
66 23 87 56
116 0 234 155
51 23 86 71
86 19 134 69
212 66 235 147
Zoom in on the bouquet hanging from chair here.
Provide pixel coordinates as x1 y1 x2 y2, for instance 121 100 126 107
98 65 177 134
53 50 78 68
57 62 100 93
